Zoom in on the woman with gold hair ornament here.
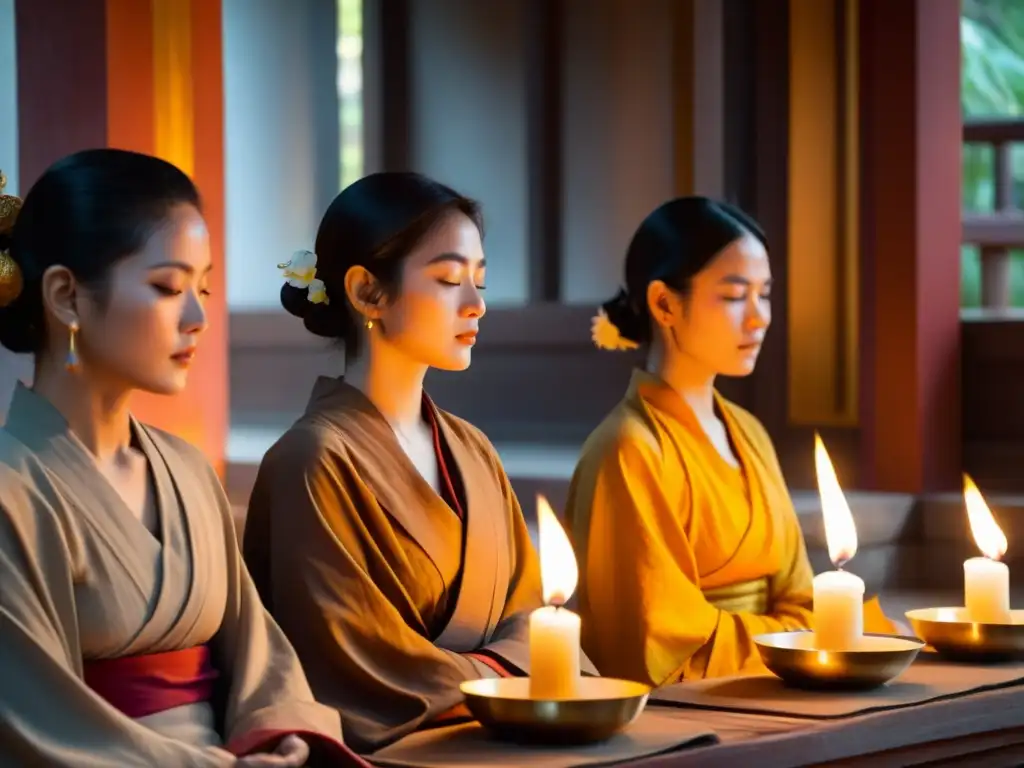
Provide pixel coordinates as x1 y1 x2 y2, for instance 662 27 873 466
0 153 367 767
566 197 897 687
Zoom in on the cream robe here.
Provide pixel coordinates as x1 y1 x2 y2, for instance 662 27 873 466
0 384 351 767
244 377 597 754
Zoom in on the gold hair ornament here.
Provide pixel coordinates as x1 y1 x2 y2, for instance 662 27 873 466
0 170 24 308
278 249 329 305
591 308 640 351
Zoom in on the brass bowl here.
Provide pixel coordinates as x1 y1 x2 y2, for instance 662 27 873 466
460 677 651 745
754 631 924 690
906 607 1024 662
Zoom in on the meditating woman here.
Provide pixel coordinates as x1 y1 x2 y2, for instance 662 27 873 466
565 197 813 687
0 150 364 767
243 171 595 754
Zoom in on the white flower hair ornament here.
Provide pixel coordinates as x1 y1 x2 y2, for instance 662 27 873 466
591 308 640 351
278 250 330 305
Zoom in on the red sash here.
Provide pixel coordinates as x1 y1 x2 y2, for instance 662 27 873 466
83 645 218 719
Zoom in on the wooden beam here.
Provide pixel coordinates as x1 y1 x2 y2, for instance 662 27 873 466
525 0 563 302
16 0 228 475
858 0 961 492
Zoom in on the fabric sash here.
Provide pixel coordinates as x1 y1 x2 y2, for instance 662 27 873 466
703 576 770 615
83 645 219 719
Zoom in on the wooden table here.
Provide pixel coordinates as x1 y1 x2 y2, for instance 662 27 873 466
633 683 1024 767
371 683 1024 767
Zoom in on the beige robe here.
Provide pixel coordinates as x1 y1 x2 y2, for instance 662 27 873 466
0 383 351 767
244 377 597 754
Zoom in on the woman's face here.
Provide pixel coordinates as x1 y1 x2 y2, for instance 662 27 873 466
376 211 486 371
73 203 212 395
658 234 772 378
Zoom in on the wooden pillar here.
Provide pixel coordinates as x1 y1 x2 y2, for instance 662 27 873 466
16 0 228 475
673 0 725 201
858 0 961 492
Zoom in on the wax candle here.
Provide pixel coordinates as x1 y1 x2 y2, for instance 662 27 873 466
964 557 1011 623
529 495 582 699
813 570 865 650
529 605 581 698
812 434 864 650
963 475 1011 624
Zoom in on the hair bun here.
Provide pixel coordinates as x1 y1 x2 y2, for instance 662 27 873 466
599 288 646 346
280 283 350 340
280 283 314 320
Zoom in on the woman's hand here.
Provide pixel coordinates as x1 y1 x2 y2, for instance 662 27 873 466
235 735 310 767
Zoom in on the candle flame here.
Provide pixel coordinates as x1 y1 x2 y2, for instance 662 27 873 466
536 494 579 606
814 433 858 568
963 474 1008 561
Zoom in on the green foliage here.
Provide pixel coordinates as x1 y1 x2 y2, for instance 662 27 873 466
961 0 1024 306
337 0 364 189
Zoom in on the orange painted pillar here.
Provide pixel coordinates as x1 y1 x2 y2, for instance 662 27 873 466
16 0 228 476
858 0 961 492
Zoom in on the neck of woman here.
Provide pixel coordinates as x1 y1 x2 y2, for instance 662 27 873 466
647 341 718 422
32 353 133 461
345 344 429 431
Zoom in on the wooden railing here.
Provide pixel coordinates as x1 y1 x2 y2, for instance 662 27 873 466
963 118 1024 310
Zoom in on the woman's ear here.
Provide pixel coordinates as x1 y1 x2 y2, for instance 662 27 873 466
646 279 678 330
343 265 383 321
40 265 80 327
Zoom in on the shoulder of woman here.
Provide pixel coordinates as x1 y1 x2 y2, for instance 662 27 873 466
259 417 356 473
577 403 663 474
0 456 80 570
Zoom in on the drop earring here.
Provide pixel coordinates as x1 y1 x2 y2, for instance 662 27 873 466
365 318 374 331
66 321 81 372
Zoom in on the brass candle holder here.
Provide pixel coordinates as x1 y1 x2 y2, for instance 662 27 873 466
906 607 1024 662
460 677 651 745
754 630 925 690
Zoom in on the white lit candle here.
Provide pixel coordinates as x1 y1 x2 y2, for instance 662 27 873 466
528 495 581 699
963 475 1011 624
812 434 865 651
813 570 865 650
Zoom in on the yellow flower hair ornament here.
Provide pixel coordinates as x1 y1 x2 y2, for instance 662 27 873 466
590 308 639 351
278 249 329 305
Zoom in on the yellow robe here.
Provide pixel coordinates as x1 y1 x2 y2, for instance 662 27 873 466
565 369 815 687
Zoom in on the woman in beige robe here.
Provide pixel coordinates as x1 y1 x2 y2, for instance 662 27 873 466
244 171 595 754
0 150 364 767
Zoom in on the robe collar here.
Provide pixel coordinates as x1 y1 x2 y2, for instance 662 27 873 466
4 382 205 651
624 367 781 572
303 376 510 651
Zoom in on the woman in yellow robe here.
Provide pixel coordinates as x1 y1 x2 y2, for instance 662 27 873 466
566 197 889 688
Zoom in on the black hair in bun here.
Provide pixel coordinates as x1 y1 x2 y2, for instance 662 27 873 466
283 171 482 362
599 287 647 345
599 196 767 348
280 283 349 339
0 149 199 356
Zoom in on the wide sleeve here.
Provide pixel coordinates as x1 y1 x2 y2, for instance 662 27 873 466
198 456 366 767
474 457 599 676
0 481 235 768
756 434 815 630
242 432 495 754
569 435 811 688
